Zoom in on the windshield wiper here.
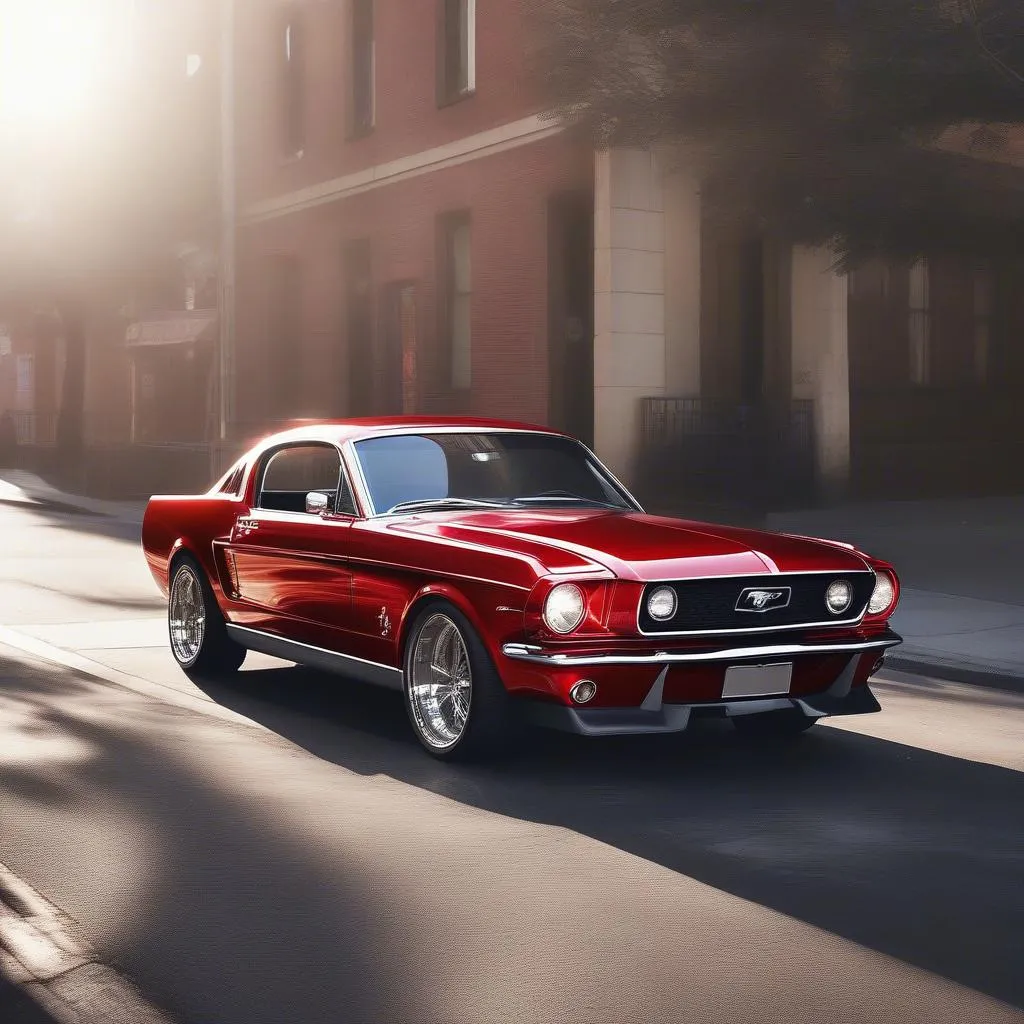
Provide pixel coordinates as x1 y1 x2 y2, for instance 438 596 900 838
384 497 510 515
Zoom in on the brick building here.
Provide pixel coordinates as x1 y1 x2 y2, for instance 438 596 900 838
231 0 1024 506
233 0 596 450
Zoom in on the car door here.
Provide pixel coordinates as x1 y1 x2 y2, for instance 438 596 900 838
226 442 356 650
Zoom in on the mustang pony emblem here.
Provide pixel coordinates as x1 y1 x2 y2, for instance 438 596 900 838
736 587 792 613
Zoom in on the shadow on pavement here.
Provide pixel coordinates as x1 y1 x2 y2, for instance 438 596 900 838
0 660 421 1024
193 662 1024 1010
0 498 142 545
0 976 62 1024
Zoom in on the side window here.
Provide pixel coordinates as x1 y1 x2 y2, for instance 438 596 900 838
256 445 354 515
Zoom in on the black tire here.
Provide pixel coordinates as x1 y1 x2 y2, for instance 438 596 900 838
731 707 817 741
167 554 246 679
402 600 518 762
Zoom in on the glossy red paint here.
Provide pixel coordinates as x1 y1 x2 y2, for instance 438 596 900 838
142 417 902 715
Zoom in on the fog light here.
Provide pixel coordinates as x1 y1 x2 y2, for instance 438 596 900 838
871 655 886 674
570 680 598 704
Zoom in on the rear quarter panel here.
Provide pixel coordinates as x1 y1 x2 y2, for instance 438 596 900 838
142 494 243 600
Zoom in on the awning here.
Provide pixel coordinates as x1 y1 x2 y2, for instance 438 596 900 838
125 310 217 348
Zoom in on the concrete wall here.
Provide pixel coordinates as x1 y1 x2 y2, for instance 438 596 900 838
593 149 666 481
662 163 702 396
791 245 850 497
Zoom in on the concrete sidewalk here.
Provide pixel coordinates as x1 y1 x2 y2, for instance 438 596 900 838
0 471 147 525
768 496 1024 689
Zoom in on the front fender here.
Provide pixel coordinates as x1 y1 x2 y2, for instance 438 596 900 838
398 580 525 670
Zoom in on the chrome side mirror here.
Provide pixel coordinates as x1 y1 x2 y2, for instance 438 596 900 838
305 491 331 515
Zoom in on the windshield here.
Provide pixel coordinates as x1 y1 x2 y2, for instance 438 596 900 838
352 432 637 515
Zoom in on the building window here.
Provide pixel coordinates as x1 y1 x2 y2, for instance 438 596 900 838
350 0 374 136
268 255 303 414
908 259 930 386
972 263 993 384
439 0 476 104
441 213 472 391
281 6 305 157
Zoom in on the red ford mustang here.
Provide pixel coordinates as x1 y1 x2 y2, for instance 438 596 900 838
142 417 902 760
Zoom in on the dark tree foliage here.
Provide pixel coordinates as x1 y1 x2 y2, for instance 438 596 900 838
528 0 1024 266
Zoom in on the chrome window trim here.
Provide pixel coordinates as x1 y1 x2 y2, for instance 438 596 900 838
344 428 643 518
254 440 362 518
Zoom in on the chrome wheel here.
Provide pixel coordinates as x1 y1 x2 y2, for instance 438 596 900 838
169 563 206 666
407 613 473 749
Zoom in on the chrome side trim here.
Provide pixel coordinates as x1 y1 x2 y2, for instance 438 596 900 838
501 632 902 667
226 624 404 691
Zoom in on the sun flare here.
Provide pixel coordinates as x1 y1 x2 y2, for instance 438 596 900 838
0 0 133 125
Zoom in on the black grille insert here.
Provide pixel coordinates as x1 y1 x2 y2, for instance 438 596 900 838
639 572 876 634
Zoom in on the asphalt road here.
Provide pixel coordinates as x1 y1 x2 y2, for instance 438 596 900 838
0 495 1022 1024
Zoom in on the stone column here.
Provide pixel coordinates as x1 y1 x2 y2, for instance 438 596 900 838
593 149 666 483
790 245 851 500
663 164 702 396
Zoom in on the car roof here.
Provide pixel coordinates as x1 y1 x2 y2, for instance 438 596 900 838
243 416 568 454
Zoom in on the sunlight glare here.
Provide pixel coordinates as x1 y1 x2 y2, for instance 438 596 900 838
0 0 134 125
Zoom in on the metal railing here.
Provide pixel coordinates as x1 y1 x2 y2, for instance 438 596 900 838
637 397 816 510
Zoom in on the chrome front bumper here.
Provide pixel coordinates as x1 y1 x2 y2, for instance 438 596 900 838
507 630 901 737
501 629 902 667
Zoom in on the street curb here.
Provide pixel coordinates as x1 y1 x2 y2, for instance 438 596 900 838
0 864 176 1024
886 655 1022 695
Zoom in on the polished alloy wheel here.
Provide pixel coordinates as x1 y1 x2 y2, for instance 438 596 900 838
408 613 473 749
169 564 206 665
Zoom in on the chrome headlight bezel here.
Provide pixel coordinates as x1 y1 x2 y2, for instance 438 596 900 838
542 583 586 634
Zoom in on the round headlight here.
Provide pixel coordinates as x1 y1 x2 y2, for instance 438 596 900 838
825 579 853 615
543 583 586 634
647 586 677 621
868 573 895 615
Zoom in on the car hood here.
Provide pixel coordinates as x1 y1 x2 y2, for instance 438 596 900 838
389 509 871 582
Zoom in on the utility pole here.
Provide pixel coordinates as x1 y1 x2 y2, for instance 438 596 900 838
217 0 235 448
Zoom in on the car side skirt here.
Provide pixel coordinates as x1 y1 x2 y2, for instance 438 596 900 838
225 624 404 691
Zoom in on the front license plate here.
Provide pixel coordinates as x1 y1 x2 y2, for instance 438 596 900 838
721 662 793 698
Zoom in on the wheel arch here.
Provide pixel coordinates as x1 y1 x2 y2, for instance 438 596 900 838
398 583 500 668
166 539 229 608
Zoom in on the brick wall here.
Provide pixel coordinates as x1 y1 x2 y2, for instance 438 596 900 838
235 133 592 430
236 0 547 210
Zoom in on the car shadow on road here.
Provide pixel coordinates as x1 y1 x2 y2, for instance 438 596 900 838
195 662 1024 1010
